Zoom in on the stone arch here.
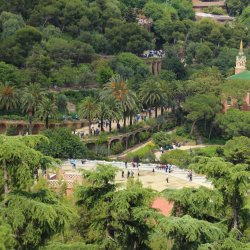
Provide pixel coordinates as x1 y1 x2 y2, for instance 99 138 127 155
128 134 135 147
86 142 96 151
0 123 7 134
32 124 42 134
121 136 128 149
110 138 121 148
49 123 56 129
134 132 140 144
16 124 25 135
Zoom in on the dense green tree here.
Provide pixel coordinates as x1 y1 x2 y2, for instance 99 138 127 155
217 108 250 139
223 136 250 167
0 135 54 195
191 156 250 230
164 187 224 221
105 23 153 55
155 215 225 250
37 128 88 159
2 190 73 249
0 11 25 39
184 94 221 135
112 52 150 90
0 26 42 67
76 165 157 249
0 215 15 249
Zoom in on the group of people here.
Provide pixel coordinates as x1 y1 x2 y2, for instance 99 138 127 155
160 143 182 153
121 169 139 178
155 163 174 173
142 50 165 58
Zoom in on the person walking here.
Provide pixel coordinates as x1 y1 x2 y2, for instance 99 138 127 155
166 173 169 183
131 170 134 178
125 161 127 168
127 170 130 178
188 170 193 182
122 170 124 178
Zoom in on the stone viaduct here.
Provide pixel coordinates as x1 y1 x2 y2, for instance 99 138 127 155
83 126 153 156
0 120 88 135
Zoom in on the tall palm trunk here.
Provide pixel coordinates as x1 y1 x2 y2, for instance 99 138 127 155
28 112 33 135
3 159 8 197
161 106 164 116
155 106 158 118
109 119 112 132
101 116 104 131
123 112 126 128
88 116 91 135
45 116 49 129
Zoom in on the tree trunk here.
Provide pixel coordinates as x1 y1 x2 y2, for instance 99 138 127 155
88 118 91 135
149 109 152 118
130 114 133 126
109 119 112 132
155 106 158 118
28 113 33 135
3 160 9 196
45 116 49 129
190 120 196 136
233 188 239 230
208 124 213 140
101 116 104 132
161 106 164 116
123 112 126 128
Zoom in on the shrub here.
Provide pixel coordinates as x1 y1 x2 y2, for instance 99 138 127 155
153 131 172 147
193 146 222 157
36 128 88 159
56 94 68 113
111 141 125 155
139 131 151 142
6 125 19 135
160 150 191 168
96 145 108 156
126 143 156 163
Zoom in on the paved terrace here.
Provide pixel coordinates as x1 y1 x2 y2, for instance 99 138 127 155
57 159 212 192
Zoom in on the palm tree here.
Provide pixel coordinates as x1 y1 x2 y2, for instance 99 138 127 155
21 83 43 134
79 96 98 135
37 97 57 129
139 80 164 118
98 95 122 132
103 75 137 128
0 82 19 112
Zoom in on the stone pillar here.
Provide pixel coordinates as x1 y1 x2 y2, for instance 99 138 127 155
153 61 158 75
107 142 111 156
158 61 162 75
